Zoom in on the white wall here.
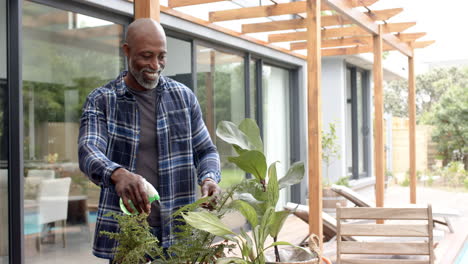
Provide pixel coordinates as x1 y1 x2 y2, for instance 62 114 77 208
164 36 191 76
321 58 347 184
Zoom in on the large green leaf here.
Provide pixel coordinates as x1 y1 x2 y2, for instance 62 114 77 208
228 150 267 181
239 118 263 152
230 200 258 228
216 257 249 264
237 179 268 202
278 162 305 189
267 162 279 207
268 210 290 238
182 212 235 237
216 121 251 152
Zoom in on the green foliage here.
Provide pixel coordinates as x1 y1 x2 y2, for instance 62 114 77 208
400 175 410 187
384 67 468 121
100 212 163 264
102 195 236 263
334 176 350 187
184 119 316 263
439 161 468 188
322 122 341 186
430 85 467 168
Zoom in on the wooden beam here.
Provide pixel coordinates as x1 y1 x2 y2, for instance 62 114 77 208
159 6 307 60
397 32 426 42
269 26 368 43
243 19 307 34
321 41 430 56
408 50 417 204
242 15 356 34
134 0 160 21
169 0 225 8
349 0 379 7
307 0 323 247
325 0 412 56
373 25 385 211
413 40 435 48
61 24 122 39
383 22 416 33
210 0 382 22
368 8 404 21
291 36 372 50
209 2 307 22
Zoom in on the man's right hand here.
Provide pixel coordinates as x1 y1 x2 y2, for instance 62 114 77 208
111 168 150 214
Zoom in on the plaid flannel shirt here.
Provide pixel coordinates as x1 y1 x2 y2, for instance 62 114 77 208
78 71 221 259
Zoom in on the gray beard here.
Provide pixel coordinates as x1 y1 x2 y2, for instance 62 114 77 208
129 63 161 90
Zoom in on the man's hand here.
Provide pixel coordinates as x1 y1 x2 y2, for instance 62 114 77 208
111 168 150 214
200 178 221 210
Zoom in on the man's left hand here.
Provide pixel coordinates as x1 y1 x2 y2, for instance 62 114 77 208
201 178 221 210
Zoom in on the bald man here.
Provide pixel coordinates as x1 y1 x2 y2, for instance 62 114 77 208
78 18 221 261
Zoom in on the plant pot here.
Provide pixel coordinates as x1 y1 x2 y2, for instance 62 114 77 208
322 187 347 214
264 247 319 264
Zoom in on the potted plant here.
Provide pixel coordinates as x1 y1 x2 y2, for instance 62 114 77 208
321 122 347 212
183 119 328 264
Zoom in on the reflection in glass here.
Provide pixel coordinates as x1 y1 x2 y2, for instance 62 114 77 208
249 60 256 120
0 0 8 262
357 71 365 174
345 69 352 176
165 37 192 88
262 65 290 208
22 1 123 262
196 45 245 189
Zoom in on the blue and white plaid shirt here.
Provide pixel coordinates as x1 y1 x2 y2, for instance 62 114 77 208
78 71 221 259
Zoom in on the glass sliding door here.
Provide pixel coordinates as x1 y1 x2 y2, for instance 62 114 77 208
262 64 290 208
0 0 9 262
345 66 370 180
22 1 124 262
195 44 245 189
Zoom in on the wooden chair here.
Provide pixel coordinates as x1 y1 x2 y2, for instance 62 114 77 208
336 204 435 264
331 184 460 232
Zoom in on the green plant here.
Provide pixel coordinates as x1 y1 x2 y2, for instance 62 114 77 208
183 119 317 263
101 194 236 263
322 122 341 186
400 174 410 187
334 176 350 187
100 212 164 264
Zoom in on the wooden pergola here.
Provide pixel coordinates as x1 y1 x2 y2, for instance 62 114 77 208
132 0 434 245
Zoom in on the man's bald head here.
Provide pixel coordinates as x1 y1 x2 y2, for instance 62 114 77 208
122 18 167 91
125 18 166 47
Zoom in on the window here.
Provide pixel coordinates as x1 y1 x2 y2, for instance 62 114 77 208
195 44 245 189
262 64 291 208
22 1 124 262
346 66 370 180
0 0 9 261
165 36 192 88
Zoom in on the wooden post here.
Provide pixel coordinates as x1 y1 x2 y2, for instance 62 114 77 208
134 0 160 21
408 51 417 204
307 0 323 246
373 25 385 210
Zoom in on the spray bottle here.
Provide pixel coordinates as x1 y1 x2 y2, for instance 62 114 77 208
119 178 160 215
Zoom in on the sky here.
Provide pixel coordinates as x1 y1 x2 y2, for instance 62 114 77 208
372 0 468 70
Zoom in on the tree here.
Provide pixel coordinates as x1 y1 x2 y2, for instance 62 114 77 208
384 67 468 123
430 85 468 169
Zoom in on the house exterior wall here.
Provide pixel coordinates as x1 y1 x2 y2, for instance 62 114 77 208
321 57 347 184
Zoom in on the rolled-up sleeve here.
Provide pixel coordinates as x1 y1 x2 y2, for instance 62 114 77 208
78 92 121 188
189 93 221 185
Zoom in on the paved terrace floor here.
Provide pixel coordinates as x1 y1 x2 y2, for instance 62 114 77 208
3 184 467 263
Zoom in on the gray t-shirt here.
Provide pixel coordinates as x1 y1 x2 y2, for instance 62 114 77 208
128 86 160 227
